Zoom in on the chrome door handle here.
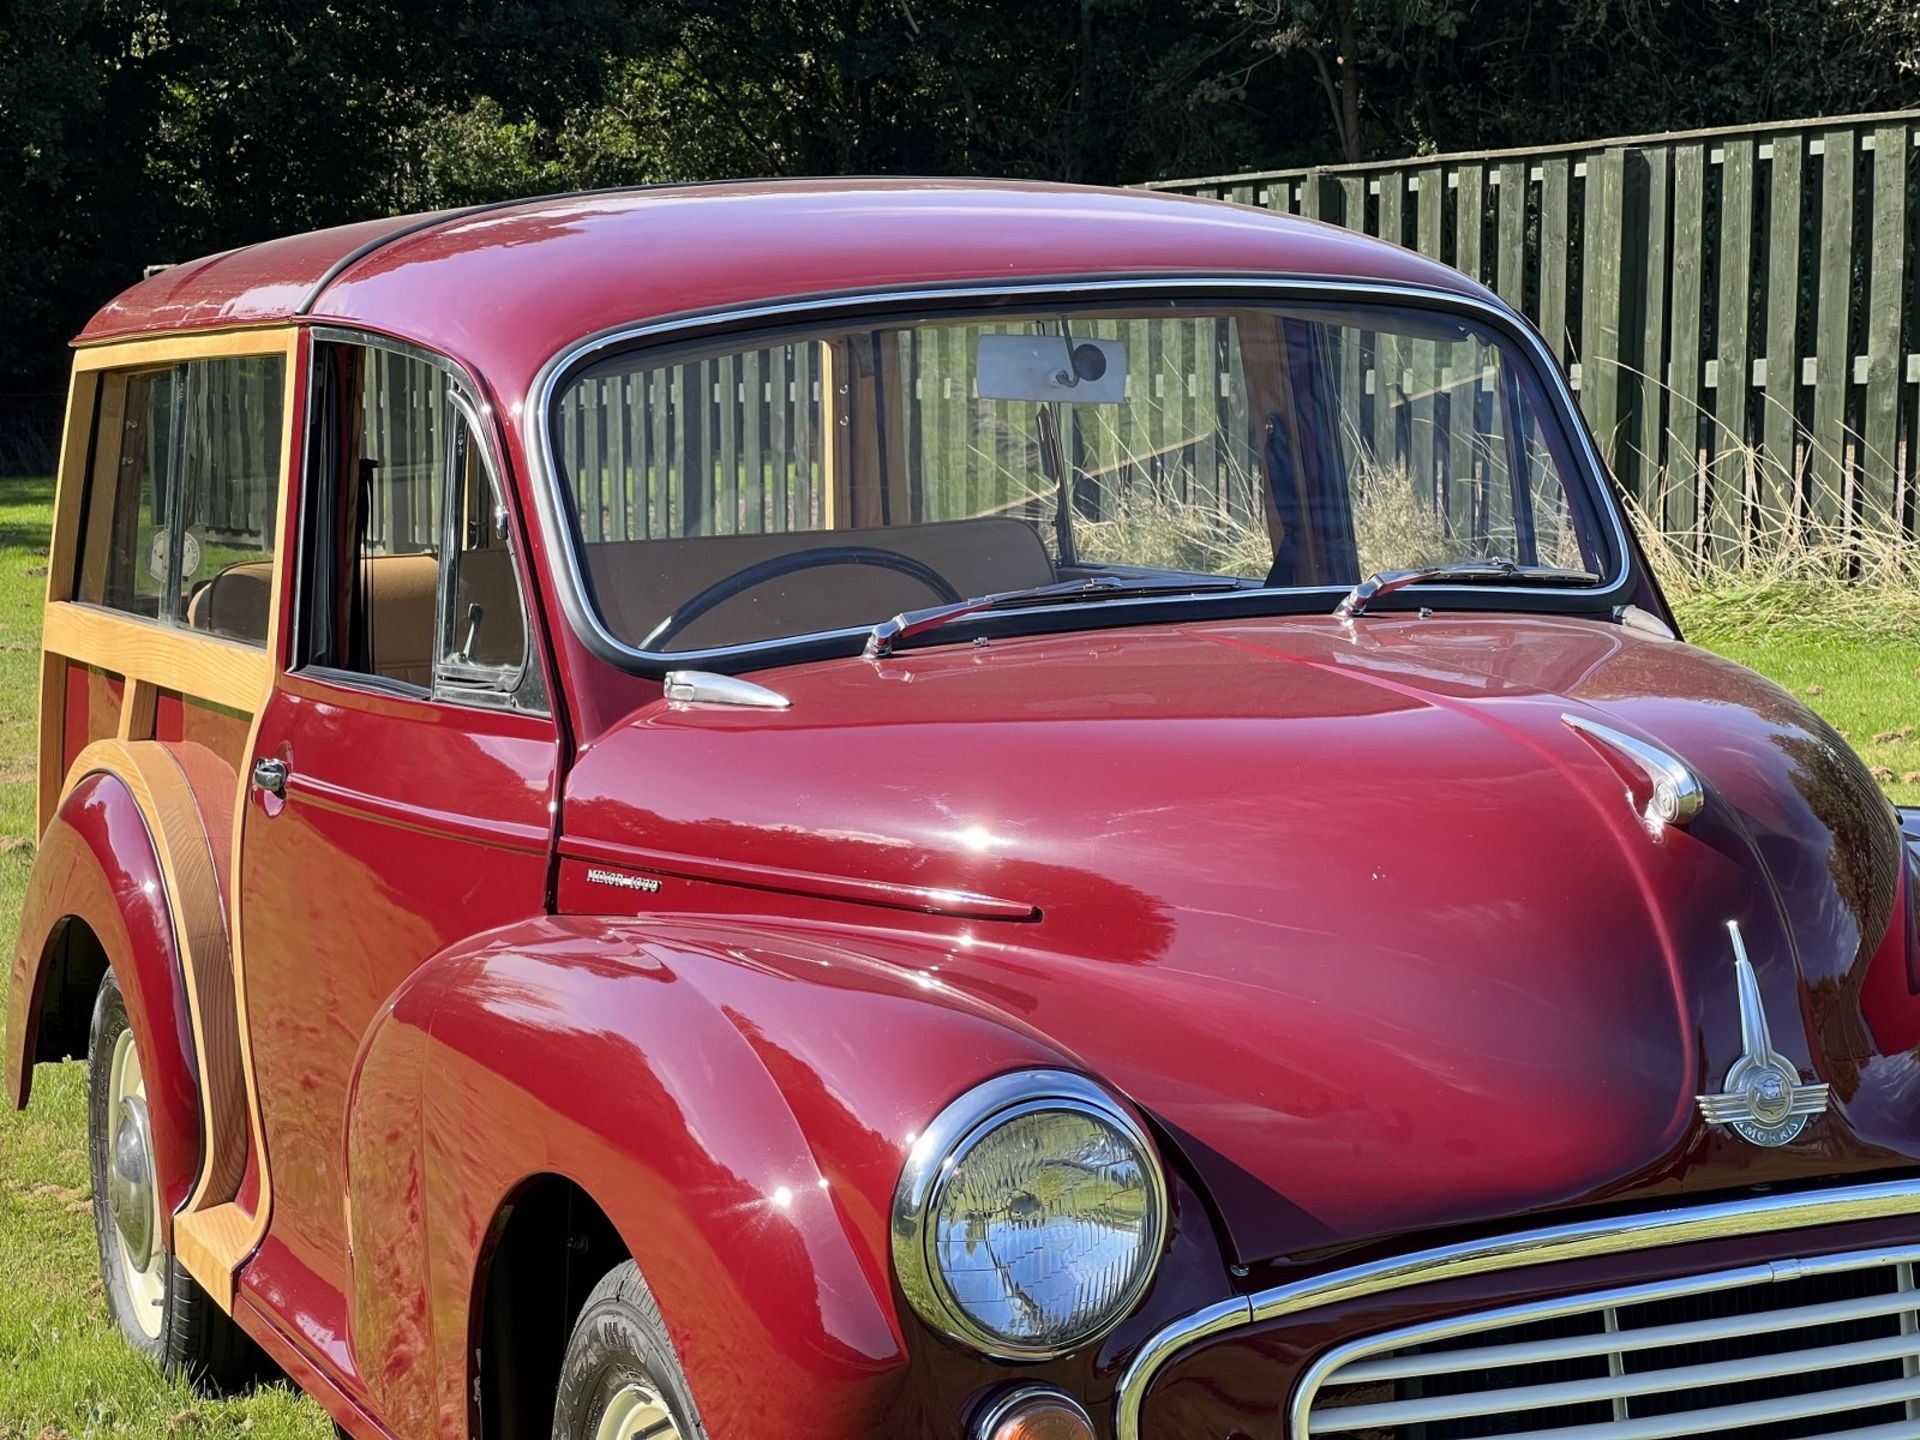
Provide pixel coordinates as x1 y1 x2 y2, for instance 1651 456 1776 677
251 757 289 796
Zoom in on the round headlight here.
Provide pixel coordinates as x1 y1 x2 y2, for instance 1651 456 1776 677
892 1070 1168 1359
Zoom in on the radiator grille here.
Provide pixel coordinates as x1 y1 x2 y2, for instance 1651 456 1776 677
1301 1245 1920 1440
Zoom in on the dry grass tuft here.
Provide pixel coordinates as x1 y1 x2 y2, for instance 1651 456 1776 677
1625 491 1920 647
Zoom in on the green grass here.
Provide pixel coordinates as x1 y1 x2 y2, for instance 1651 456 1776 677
1687 627 1920 809
0 468 1911 1433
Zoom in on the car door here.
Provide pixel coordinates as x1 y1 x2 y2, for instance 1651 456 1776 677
235 335 557 1379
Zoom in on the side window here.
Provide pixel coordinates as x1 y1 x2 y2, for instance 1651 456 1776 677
81 355 285 645
302 340 539 708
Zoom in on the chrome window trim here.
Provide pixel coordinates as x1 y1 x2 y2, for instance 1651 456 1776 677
1287 1240 1920 1437
302 325 545 715
890 1068 1170 1362
1113 1175 1920 1440
524 277 1640 675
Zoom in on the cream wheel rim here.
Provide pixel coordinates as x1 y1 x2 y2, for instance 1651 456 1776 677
105 1026 166 1340
593 1381 684 1440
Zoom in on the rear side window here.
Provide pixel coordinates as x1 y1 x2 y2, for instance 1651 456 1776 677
79 355 286 645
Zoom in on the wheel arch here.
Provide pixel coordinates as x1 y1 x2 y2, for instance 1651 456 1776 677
343 913 1070 1440
5 742 248 1225
471 1173 629 1440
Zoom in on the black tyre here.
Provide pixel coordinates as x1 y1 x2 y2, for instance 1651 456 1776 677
552 1263 706 1440
87 967 258 1391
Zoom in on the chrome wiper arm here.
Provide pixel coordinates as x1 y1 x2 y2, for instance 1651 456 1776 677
864 575 1249 659
1334 557 1599 618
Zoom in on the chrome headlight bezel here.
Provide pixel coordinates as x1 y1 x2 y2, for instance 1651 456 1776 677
891 1069 1170 1361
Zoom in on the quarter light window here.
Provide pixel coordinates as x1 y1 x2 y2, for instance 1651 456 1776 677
301 341 538 708
81 355 285 646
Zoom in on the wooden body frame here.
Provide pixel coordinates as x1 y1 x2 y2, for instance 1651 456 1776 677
37 326 302 1304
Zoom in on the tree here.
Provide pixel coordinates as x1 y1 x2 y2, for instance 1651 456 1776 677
1235 0 1465 162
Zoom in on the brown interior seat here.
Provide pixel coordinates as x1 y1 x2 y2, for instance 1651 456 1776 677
582 516 1056 651
188 552 445 685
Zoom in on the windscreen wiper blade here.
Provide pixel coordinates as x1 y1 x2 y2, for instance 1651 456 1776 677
1334 557 1599 618
864 575 1251 658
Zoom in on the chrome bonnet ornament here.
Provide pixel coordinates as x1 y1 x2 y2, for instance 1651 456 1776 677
1695 921 1829 1147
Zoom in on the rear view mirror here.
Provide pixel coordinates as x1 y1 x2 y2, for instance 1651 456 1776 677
976 334 1128 404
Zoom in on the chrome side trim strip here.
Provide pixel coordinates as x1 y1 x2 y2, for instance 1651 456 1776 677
523 276 1639 676
1113 1177 1920 1440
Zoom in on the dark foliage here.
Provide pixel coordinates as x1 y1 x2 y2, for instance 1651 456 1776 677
1 0 1915 393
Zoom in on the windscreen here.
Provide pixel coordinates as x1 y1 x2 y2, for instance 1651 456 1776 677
551 300 1608 654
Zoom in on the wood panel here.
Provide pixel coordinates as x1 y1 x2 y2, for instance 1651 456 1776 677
41 324 303 1300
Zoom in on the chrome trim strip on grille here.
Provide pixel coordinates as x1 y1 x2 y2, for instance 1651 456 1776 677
1112 1177 1920 1440
1295 1244 1920 1435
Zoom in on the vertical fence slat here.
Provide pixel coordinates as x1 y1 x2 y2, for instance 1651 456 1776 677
1414 166 1445 261
1456 162 1485 286
717 353 739 533
1539 157 1572 365
1496 161 1526 309
1633 146 1672 502
1582 147 1628 466
1762 133 1805 527
744 350 766 531
1376 170 1405 248
1667 143 1707 548
1337 175 1365 233
609 375 631 542
648 368 668 538
768 346 790 531
1862 122 1908 529
1812 128 1858 528
1711 138 1756 558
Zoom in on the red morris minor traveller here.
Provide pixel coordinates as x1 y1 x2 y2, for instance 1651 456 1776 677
9 179 1920 1440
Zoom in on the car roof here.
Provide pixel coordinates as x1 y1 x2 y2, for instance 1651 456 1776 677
78 177 1494 399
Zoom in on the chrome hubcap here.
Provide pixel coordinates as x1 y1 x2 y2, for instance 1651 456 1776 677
108 1095 155 1269
104 1027 166 1339
593 1382 684 1440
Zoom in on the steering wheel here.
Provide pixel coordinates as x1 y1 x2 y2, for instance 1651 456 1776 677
639 545 964 651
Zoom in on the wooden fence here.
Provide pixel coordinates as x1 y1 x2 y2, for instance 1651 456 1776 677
1148 109 1920 555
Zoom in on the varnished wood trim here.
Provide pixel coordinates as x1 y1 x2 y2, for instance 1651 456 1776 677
75 374 129 607
41 325 306 1292
36 652 67 838
558 836 1041 921
61 740 249 1306
223 335 306 1275
223 701 276 1277
71 328 301 371
47 368 96 605
39 368 96 836
42 604 270 713
117 679 158 742
173 1204 256 1305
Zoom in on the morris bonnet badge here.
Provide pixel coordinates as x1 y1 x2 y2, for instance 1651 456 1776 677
1695 921 1829 1147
